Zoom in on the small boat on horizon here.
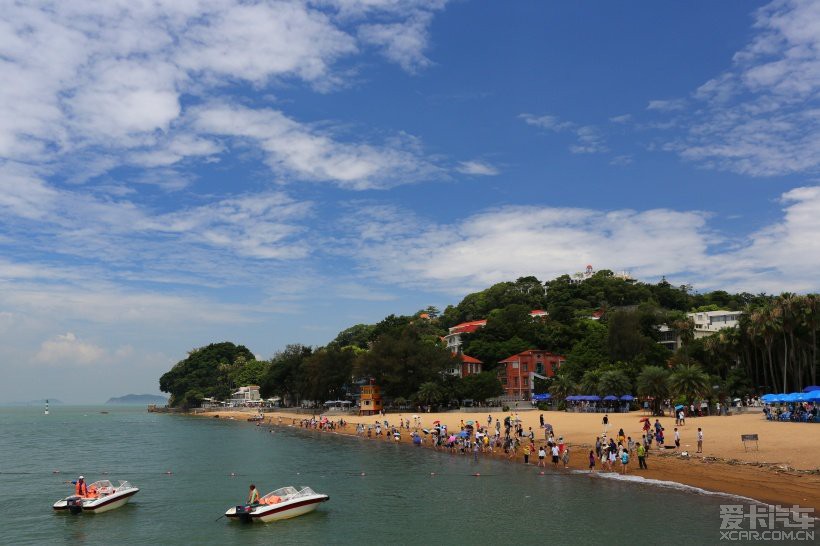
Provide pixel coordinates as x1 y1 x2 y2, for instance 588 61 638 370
53 480 139 514
224 486 328 523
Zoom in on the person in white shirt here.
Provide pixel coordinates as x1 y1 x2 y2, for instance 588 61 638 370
696 427 703 453
674 427 681 448
551 445 560 467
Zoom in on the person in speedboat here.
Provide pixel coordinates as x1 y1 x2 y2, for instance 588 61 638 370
71 476 88 497
247 484 260 505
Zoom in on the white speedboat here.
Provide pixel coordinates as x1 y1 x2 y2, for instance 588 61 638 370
53 480 139 514
225 486 329 523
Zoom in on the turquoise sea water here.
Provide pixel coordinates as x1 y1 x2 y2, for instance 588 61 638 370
0 406 750 545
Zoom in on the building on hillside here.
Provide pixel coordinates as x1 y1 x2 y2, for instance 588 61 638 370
359 383 383 415
446 354 483 378
444 310 549 354
656 310 743 352
230 385 260 406
497 350 565 399
570 264 633 284
689 310 742 339
657 325 680 351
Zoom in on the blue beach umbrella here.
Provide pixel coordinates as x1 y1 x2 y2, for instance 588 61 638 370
806 391 820 402
803 385 820 393
674 404 685 410
620 395 634 401
603 395 618 401
588 395 602 402
760 394 777 402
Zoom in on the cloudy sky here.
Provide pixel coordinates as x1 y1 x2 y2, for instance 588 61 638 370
2 0 819 403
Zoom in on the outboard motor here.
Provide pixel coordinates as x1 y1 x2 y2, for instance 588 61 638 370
67 496 84 515
235 504 253 523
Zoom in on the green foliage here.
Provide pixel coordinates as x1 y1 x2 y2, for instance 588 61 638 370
461 372 504 402
415 382 446 407
597 369 632 396
260 344 313 402
354 325 453 399
669 364 710 404
159 342 254 407
636 366 671 415
299 346 356 402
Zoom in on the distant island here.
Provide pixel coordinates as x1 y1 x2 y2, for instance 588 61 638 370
106 394 168 405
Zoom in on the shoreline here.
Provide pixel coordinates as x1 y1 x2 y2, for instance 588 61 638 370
198 408 820 511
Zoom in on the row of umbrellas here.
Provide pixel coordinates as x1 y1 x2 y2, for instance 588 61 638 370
565 395 634 402
761 387 820 404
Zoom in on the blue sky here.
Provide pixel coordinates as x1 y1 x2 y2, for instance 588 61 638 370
1 0 819 403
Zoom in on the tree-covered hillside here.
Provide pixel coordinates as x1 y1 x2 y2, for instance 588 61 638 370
159 272 818 408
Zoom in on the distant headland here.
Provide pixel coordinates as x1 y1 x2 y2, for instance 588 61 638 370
106 394 168 405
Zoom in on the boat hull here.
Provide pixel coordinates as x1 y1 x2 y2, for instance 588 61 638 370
226 495 328 523
53 489 138 514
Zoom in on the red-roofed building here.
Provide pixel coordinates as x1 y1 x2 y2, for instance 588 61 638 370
446 354 483 378
497 350 565 399
444 310 548 354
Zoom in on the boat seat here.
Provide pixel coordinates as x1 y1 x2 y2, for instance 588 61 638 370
262 495 281 505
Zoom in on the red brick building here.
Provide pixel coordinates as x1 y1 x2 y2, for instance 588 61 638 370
497 350 565 399
446 354 483 378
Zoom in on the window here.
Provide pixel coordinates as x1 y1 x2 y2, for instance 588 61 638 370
512 361 519 369
523 363 528 372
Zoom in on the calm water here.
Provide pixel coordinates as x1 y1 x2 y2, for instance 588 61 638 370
0 406 749 545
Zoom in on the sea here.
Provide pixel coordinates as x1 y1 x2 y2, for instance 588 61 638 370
0 406 764 545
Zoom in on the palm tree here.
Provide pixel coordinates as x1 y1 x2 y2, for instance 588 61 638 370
579 370 602 394
598 370 632 396
637 366 670 416
415 382 444 411
549 374 576 400
750 305 778 392
773 293 798 392
800 294 819 386
669 364 710 405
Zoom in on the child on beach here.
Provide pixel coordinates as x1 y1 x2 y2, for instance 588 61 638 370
697 428 703 453
538 446 546 467
562 445 570 468
620 450 629 474
588 450 596 471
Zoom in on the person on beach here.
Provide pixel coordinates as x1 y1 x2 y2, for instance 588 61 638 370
247 484 260 505
627 436 635 455
524 442 533 464
636 441 647 469
617 428 625 445
678 410 685 426
595 437 602 459
561 445 570 468
487 414 492 429
588 450 596 471
602 414 609 432
538 446 546 467
654 419 662 434
674 427 680 449
539 414 544 428
551 444 560 468
697 428 703 453
620 450 629 474
608 447 617 471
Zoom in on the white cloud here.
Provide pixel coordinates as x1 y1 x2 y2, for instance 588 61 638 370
520 113 608 154
647 99 686 111
193 103 442 189
358 11 434 72
35 332 106 366
609 155 633 166
653 0 820 176
341 185 820 295
0 0 450 179
456 160 500 176
343 203 712 293
609 114 632 123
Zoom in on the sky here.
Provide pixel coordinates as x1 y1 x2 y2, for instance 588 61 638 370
1 0 819 403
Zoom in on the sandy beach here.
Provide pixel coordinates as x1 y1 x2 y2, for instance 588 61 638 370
204 408 820 511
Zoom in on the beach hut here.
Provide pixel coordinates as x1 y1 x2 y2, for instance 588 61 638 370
359 382 383 416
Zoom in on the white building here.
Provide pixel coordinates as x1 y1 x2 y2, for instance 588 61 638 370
230 385 261 405
688 310 743 339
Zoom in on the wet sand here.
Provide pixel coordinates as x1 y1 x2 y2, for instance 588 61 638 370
205 408 820 511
